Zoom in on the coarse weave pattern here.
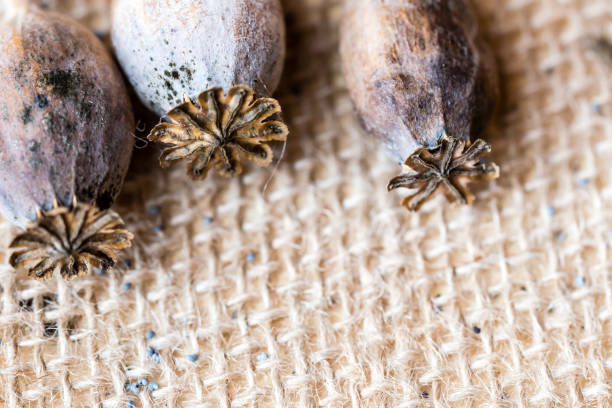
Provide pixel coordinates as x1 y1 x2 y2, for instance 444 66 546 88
1 0 611 407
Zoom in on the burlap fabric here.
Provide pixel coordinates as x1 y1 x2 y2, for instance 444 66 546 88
1 0 611 406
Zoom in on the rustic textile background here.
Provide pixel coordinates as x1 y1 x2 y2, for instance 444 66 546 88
1 0 611 406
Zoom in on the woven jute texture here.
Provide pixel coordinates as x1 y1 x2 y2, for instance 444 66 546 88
1 0 611 407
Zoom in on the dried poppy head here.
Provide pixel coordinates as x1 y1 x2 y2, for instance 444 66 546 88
0 3 134 280
111 0 288 180
340 0 500 211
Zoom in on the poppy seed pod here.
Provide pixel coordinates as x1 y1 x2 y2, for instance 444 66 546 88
111 0 289 180
340 0 500 211
0 2 134 280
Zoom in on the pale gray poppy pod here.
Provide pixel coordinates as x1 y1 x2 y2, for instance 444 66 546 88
111 0 288 180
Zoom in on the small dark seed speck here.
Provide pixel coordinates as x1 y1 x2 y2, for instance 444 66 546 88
35 94 49 108
20 106 33 124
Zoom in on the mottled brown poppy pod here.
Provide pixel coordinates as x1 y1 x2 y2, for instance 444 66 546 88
111 0 289 180
340 0 500 211
0 1 134 280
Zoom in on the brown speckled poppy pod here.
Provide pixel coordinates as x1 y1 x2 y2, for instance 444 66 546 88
340 0 500 211
0 3 134 280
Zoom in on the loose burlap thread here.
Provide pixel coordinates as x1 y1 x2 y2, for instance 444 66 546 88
1 0 611 406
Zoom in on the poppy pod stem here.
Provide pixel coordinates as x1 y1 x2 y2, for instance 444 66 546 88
387 134 499 211
9 198 133 281
147 85 289 180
